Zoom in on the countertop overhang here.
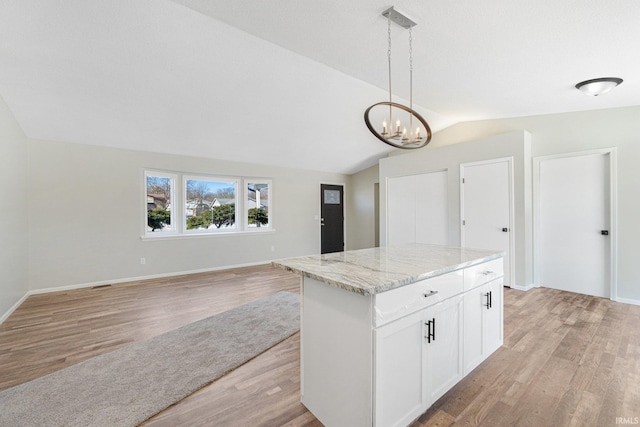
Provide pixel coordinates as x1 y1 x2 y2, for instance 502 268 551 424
272 244 504 296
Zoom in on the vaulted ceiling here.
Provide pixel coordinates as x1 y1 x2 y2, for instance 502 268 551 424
1 1 639 173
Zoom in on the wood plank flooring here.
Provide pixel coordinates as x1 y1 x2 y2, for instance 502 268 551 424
1 264 639 426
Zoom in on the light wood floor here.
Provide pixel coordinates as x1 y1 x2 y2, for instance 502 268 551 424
1 265 639 426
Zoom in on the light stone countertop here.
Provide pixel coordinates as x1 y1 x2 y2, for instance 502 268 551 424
272 243 504 296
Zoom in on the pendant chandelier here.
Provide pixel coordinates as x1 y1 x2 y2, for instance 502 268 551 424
364 6 431 150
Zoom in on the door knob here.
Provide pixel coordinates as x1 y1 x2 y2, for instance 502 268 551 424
502 228 509 232
601 230 609 235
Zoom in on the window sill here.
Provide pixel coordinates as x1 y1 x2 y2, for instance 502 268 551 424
141 229 276 241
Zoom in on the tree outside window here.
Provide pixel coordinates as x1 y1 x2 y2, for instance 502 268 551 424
146 173 175 233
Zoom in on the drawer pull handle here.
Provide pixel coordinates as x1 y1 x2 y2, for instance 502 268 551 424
481 270 494 276
423 290 439 298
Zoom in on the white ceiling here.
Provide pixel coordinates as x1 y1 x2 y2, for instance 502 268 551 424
1 0 639 174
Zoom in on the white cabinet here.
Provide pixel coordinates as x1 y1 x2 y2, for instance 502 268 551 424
375 310 427 427
375 294 463 427
423 295 463 405
463 278 504 374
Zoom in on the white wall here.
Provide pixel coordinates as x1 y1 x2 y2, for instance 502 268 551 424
424 106 640 303
346 163 379 251
27 139 346 292
352 106 640 302
379 131 533 289
0 96 29 321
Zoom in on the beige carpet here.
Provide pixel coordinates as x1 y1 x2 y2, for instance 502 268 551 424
0 291 300 427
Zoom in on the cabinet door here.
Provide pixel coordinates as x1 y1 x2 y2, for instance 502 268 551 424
463 284 485 374
484 280 503 355
424 296 463 405
463 279 503 375
374 309 427 427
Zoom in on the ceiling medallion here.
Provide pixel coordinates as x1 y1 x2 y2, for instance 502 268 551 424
364 6 431 150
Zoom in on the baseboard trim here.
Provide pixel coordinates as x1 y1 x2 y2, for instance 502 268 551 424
510 283 536 291
0 291 30 325
614 296 640 306
2 261 275 325
27 260 272 296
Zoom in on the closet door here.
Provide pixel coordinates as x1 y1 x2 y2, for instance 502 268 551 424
387 175 416 246
387 171 448 247
415 171 448 245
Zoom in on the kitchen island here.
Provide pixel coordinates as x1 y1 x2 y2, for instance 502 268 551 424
273 244 504 427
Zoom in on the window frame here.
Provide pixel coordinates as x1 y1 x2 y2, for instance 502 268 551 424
144 170 178 237
183 175 240 234
142 169 273 239
244 179 272 232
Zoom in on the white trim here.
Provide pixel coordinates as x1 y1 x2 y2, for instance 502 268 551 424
532 148 618 300
144 169 178 236
459 157 515 288
244 178 273 232
26 260 272 296
183 174 240 234
510 283 535 292
0 292 30 325
614 297 640 307
140 229 276 241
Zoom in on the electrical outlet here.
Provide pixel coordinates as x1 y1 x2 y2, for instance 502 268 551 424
140 257 146 265
271 246 275 252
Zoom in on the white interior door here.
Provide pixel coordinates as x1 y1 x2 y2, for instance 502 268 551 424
387 171 447 246
461 159 513 286
537 152 611 298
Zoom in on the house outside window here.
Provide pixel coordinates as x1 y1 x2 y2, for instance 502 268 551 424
246 181 271 229
184 176 238 233
143 170 272 238
145 171 176 234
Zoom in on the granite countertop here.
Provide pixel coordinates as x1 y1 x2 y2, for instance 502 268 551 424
272 243 504 296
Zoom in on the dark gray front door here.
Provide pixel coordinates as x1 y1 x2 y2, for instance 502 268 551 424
321 184 344 254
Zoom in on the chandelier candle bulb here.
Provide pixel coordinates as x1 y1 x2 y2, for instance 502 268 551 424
382 120 387 135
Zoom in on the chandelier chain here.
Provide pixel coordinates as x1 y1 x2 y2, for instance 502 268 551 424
387 13 393 127
409 25 413 139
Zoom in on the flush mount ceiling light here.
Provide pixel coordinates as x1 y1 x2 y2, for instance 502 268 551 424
364 6 431 150
575 77 623 96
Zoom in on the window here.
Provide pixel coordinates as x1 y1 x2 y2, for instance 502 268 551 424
185 176 238 233
246 180 271 230
143 170 272 237
145 171 176 234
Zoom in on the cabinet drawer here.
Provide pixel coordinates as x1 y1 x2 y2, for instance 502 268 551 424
463 258 503 291
374 270 464 327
